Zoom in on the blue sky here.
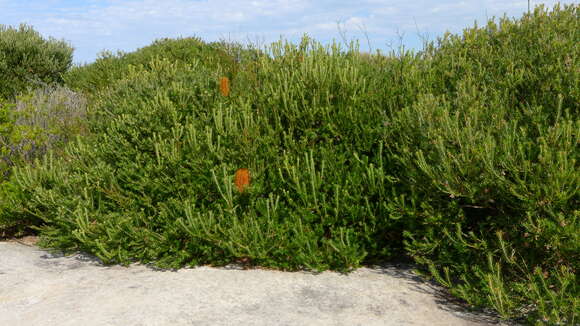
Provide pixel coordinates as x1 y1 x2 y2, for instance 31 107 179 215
0 0 575 65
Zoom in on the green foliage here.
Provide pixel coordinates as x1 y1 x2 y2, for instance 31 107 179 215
4 55 406 273
63 36 260 96
382 4 579 324
0 24 73 101
1 3 578 325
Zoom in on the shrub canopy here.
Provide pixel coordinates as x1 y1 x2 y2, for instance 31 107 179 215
0 24 73 100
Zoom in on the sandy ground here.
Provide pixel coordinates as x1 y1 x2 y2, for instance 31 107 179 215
0 236 515 326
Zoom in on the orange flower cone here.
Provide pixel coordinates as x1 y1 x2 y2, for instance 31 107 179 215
219 76 230 97
234 168 250 193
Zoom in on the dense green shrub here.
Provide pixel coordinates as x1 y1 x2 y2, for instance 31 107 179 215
3 51 408 272
1 3 577 325
381 4 579 324
0 24 73 101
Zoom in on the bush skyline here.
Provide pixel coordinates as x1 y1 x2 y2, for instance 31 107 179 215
8 1 572 65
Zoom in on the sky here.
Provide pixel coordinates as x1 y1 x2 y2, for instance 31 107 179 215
0 0 575 65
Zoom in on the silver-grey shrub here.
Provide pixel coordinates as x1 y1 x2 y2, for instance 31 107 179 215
0 84 88 178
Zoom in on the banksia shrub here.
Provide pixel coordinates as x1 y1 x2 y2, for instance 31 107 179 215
384 4 579 324
234 168 250 193
1 50 386 273
219 76 230 96
2 6 577 324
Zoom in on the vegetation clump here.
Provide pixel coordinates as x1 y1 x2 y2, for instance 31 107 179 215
0 23 73 101
0 24 84 187
0 4 577 325
63 36 265 97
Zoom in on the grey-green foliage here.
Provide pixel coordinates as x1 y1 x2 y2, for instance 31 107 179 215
0 84 88 178
0 24 73 101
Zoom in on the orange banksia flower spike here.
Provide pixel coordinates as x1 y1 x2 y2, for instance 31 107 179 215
234 168 250 193
219 76 230 97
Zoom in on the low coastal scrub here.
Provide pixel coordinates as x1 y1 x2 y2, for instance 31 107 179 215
0 23 73 101
0 4 578 325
